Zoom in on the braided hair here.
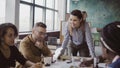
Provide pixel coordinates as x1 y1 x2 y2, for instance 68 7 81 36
101 21 120 55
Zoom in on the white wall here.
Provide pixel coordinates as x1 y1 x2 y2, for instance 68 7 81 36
5 0 20 29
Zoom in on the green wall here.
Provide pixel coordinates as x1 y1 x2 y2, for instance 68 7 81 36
70 0 120 28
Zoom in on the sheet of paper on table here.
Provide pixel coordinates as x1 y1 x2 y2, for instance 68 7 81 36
98 63 106 68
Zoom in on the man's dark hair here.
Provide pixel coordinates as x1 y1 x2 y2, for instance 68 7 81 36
34 22 47 28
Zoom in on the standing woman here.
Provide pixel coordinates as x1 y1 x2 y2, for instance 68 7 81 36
0 23 42 68
61 9 95 57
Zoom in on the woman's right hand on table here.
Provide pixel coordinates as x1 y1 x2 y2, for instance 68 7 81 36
79 58 93 67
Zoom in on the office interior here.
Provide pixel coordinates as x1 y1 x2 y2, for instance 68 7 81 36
0 0 120 60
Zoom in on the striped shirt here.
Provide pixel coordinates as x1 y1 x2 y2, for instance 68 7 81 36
61 22 95 57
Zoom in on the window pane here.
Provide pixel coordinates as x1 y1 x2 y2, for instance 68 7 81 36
19 4 31 32
54 12 59 30
21 0 32 3
0 0 6 24
67 0 70 13
46 0 54 8
34 7 43 24
35 0 45 6
55 0 58 10
46 10 54 31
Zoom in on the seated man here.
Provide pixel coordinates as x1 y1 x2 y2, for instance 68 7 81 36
19 22 52 63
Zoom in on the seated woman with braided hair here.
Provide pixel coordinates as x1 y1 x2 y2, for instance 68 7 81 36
100 21 120 68
80 21 120 68
0 23 43 68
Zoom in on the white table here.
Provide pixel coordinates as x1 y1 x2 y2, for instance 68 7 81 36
44 60 92 68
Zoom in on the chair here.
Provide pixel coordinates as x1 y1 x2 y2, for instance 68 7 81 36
47 37 57 45
47 37 58 53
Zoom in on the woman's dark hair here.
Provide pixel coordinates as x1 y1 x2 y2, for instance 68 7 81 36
71 9 83 19
0 23 18 44
82 11 87 14
101 21 120 55
34 22 47 28
82 11 87 17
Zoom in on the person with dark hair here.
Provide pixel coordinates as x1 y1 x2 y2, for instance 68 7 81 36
0 23 42 68
100 21 120 68
58 9 95 57
18 22 52 67
82 11 87 21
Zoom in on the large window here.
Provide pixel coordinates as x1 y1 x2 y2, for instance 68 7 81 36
0 0 6 24
19 0 59 32
35 0 44 6
21 0 32 3
46 10 54 30
55 0 58 10
46 0 54 9
54 12 59 30
35 7 43 24
19 4 31 32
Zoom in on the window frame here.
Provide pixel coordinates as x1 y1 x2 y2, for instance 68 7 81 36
19 0 58 32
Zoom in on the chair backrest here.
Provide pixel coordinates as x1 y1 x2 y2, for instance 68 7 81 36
47 37 57 45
